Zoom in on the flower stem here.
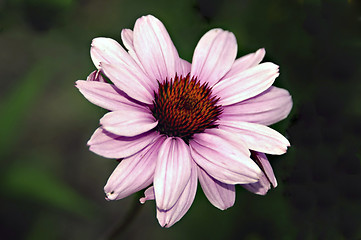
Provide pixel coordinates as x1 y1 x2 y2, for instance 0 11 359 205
101 194 143 240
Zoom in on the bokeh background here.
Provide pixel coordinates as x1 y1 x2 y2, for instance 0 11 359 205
1 0 361 239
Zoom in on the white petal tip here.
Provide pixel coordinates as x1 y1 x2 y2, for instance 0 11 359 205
105 191 117 201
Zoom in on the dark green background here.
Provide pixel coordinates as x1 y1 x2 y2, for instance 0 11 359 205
1 0 360 239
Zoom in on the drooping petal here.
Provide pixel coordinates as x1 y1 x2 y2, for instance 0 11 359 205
87 127 158 158
86 70 106 82
154 137 192 210
104 137 164 200
100 107 158 137
90 37 154 104
221 48 265 79
197 166 235 210
133 15 182 82
213 62 279 106
140 186 155 204
219 120 290 155
252 151 277 187
242 173 271 195
157 161 197 228
191 29 237 86
75 80 146 111
222 86 293 126
189 131 261 184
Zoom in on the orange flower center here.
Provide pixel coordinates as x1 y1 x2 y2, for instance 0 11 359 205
152 74 222 142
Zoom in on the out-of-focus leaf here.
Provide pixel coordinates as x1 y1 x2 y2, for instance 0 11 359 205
0 60 53 156
2 162 96 219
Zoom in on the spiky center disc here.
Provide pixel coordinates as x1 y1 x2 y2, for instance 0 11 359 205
152 74 222 141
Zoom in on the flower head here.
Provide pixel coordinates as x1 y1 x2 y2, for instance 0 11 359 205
76 15 292 227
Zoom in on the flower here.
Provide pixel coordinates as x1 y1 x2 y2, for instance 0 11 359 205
76 15 292 227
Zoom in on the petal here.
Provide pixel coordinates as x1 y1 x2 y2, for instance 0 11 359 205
157 161 197 228
154 137 192 210
121 29 146 72
75 80 146 111
213 62 279 106
133 15 182 81
90 37 154 104
252 151 277 187
191 29 237 86
86 70 106 82
189 131 261 184
219 120 290 155
140 186 155 204
179 59 191 77
197 166 235 210
221 48 265 79
242 173 271 195
104 137 164 200
87 127 158 158
222 86 293 126
100 107 158 137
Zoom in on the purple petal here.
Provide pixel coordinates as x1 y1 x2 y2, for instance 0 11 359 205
86 70 106 82
222 86 293 126
157 161 198 228
100 107 158 137
139 186 155 204
154 137 192 210
189 131 261 184
87 127 159 158
75 80 145 111
191 29 237 86
221 48 265 79
90 37 154 104
219 120 290 155
213 62 279 106
197 166 235 210
133 15 182 82
104 137 164 200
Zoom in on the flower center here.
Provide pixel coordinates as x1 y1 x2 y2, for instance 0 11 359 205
152 74 222 141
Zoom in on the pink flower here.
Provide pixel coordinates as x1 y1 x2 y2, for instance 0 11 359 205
76 15 292 227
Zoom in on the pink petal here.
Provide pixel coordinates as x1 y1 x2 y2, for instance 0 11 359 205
121 29 145 72
154 137 192 210
213 62 279 106
87 127 158 158
191 29 237 86
133 15 182 82
75 80 146 111
180 59 191 77
139 186 155 204
86 70 106 82
120 29 134 52
242 173 271 195
219 120 290 155
221 48 265 79
197 166 235 210
100 107 158 137
90 37 154 104
157 161 197 228
252 151 277 187
104 137 164 200
222 86 293 126
189 131 261 184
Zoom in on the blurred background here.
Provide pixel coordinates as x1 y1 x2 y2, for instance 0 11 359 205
1 0 360 239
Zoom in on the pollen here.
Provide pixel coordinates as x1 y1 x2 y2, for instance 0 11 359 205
152 74 222 141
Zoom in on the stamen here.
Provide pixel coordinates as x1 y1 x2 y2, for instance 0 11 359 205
151 74 222 141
